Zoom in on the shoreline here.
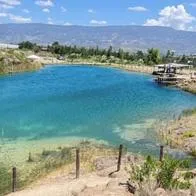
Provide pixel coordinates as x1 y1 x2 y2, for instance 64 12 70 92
158 110 196 157
1 53 195 95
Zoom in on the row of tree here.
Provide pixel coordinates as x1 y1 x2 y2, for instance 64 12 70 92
18 41 196 66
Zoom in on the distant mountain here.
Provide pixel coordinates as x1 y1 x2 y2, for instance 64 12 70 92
1 23 196 54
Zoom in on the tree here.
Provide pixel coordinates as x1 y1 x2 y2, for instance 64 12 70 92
19 41 34 50
146 48 161 65
180 55 188 64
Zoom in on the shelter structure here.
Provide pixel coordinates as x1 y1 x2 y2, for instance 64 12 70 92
153 63 193 85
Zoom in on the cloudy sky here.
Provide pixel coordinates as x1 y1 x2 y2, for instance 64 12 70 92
0 0 196 31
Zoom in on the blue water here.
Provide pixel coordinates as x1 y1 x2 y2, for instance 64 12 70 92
0 65 196 156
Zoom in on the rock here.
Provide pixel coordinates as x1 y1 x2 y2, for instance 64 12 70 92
153 188 168 196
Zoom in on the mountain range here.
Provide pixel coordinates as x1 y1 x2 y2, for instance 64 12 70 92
1 23 196 54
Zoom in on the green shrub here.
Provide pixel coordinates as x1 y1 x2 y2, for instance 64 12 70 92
157 156 190 189
183 131 196 138
131 156 191 190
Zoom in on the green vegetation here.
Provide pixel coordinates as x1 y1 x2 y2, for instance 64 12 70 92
131 155 192 190
19 41 41 53
18 41 173 66
183 130 196 138
18 41 196 67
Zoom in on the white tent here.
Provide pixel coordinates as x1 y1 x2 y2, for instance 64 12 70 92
27 55 41 60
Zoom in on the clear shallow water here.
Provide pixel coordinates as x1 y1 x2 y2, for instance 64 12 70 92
0 65 196 156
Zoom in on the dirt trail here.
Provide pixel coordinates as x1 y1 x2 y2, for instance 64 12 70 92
7 157 133 196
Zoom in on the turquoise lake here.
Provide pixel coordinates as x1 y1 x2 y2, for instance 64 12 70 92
0 65 196 156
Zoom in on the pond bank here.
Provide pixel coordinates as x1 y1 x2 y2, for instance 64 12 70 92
159 109 196 157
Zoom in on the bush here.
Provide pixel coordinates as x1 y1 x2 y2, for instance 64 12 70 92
131 156 192 190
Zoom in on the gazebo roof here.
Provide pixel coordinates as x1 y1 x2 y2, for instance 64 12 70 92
155 63 191 69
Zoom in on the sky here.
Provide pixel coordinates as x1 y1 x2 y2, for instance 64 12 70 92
0 0 196 31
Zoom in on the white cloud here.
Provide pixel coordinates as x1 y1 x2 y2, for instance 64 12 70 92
9 14 32 23
90 20 107 25
64 22 72 26
0 0 21 9
35 0 53 7
0 0 21 6
23 9 30 14
88 9 96 14
0 12 7 17
128 6 148 12
144 5 195 30
61 6 67 13
42 8 50 13
0 4 14 9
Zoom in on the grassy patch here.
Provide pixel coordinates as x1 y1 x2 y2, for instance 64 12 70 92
183 130 196 138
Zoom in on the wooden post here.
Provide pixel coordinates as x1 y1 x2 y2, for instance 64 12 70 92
159 145 164 162
12 167 16 192
117 144 123 171
76 149 80 179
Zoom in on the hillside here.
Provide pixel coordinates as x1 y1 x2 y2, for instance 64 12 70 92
1 24 196 54
0 49 42 74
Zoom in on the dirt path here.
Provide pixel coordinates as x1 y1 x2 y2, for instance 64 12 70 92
7 157 133 196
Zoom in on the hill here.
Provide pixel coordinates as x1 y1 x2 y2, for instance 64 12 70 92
1 23 196 54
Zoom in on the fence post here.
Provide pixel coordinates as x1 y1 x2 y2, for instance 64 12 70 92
117 144 123 171
76 148 80 179
159 145 164 162
12 167 16 192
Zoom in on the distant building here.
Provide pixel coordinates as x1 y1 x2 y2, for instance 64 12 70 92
0 43 19 49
